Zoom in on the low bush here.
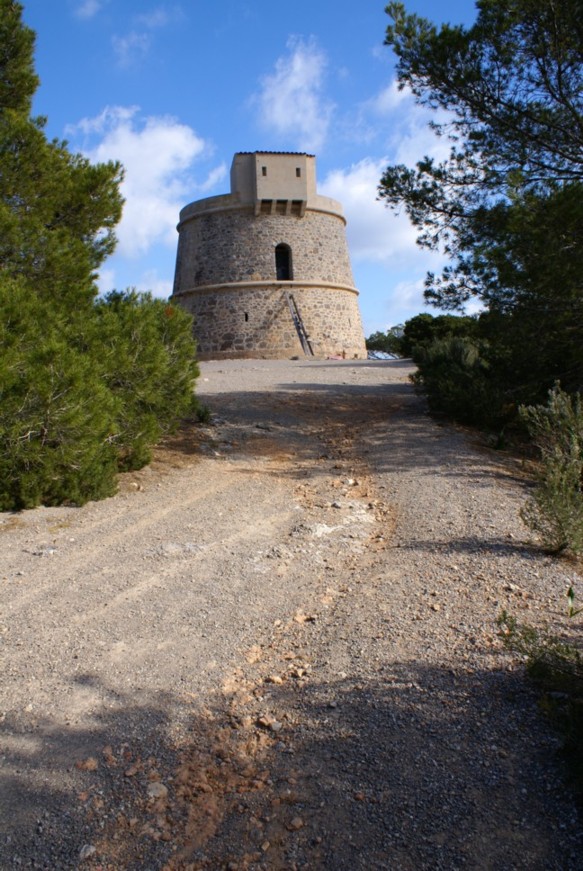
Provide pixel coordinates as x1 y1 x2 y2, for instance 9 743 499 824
401 313 479 360
412 335 505 427
0 280 118 509
0 283 200 510
519 385 583 555
94 290 199 470
498 611 583 801
365 326 404 356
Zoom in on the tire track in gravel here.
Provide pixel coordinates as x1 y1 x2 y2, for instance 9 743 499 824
2 358 582 871
1 469 301 719
69 512 300 626
2 469 266 613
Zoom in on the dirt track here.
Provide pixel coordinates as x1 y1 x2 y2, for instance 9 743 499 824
1 358 582 869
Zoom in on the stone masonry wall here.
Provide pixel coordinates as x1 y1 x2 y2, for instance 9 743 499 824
176 284 367 360
173 208 354 292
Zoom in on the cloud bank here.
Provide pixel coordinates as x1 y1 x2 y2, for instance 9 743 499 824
322 158 422 266
256 37 334 153
112 5 184 67
73 0 107 20
67 106 223 259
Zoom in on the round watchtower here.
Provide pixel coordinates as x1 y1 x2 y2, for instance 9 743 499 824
171 152 367 360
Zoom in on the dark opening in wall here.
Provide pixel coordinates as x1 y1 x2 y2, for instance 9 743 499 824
262 166 267 176
296 167 301 177
244 312 249 322
275 243 292 281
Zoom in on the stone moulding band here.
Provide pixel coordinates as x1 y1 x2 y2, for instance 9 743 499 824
177 204 347 227
174 280 360 297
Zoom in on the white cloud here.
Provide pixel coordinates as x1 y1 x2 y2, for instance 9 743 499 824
321 157 447 331
371 277 430 334
197 163 227 193
71 105 138 136
136 7 183 29
371 43 388 62
134 269 174 299
390 277 427 312
136 9 170 29
464 298 485 316
74 0 106 19
321 158 422 265
112 7 183 67
367 80 410 116
346 77 453 171
256 37 334 153
391 109 451 168
67 106 212 258
96 267 116 296
112 31 152 67
96 265 173 300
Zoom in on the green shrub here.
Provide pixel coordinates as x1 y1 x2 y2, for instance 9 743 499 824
520 386 583 554
94 290 199 470
412 335 505 427
0 283 200 509
401 313 479 360
365 326 404 356
195 404 212 424
0 5 200 510
0 281 118 509
498 611 583 691
498 611 583 799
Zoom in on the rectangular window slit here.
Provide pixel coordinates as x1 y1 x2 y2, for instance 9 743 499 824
262 166 267 176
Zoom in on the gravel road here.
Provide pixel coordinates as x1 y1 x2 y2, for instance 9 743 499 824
1 358 582 870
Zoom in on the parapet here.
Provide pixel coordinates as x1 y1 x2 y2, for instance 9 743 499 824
178 151 345 224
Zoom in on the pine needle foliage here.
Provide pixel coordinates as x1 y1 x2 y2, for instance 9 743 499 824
520 386 583 555
0 3 200 510
380 1 583 427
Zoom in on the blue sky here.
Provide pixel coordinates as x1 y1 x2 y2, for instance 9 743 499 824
22 1 478 335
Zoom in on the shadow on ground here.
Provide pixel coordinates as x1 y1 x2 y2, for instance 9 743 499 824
187 380 521 487
1 660 580 870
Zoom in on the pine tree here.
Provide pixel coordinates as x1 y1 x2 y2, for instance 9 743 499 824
0 2 199 510
379 0 583 422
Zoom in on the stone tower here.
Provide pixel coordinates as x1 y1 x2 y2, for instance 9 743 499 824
171 151 367 360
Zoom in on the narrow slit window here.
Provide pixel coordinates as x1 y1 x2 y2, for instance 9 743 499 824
244 312 249 322
262 166 267 176
296 167 301 177
275 244 292 281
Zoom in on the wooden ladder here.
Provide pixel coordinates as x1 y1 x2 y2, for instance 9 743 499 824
285 292 314 356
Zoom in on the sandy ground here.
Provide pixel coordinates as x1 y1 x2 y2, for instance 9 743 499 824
1 358 582 870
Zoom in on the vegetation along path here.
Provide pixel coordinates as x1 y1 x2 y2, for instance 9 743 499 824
1 358 582 870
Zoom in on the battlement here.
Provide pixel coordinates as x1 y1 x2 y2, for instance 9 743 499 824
179 151 344 224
